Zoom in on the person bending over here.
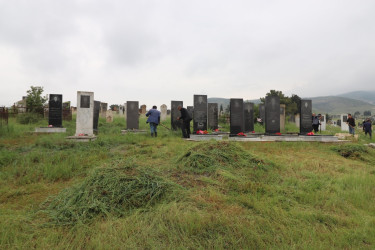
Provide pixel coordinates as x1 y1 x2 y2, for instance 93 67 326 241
146 106 161 137
177 105 192 138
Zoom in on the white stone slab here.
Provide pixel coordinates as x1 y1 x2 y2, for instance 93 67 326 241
75 91 94 136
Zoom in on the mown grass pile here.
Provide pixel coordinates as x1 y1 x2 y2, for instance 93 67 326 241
178 141 266 173
42 164 172 225
331 144 369 159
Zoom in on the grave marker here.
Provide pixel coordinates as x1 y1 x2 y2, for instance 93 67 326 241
193 95 207 132
230 98 244 135
171 101 183 130
265 96 280 134
244 102 254 132
76 91 94 136
299 100 312 134
127 101 139 129
208 103 218 130
48 94 62 127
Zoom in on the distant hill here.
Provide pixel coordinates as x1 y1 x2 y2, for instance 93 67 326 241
310 96 375 114
208 95 375 115
337 91 375 105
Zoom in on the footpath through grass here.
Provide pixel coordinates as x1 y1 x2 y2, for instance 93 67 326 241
1 116 375 249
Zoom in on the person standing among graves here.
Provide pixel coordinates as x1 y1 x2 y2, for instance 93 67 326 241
146 106 161 137
347 113 356 135
177 105 192 138
363 118 372 139
312 113 320 133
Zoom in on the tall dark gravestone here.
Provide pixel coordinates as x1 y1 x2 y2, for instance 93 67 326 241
126 101 139 130
171 101 183 130
93 101 100 132
48 94 63 127
208 103 218 130
259 103 265 124
187 106 194 120
265 96 280 134
300 100 312 134
230 98 244 135
244 102 254 132
193 95 208 132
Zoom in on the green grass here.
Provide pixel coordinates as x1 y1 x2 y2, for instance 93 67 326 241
1 116 375 249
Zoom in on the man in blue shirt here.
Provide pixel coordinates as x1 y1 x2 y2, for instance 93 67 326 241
146 106 161 137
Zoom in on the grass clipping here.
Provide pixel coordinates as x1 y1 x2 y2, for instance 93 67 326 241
42 167 171 225
178 141 264 173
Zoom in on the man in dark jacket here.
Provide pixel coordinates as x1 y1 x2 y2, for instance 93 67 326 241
146 106 161 137
363 118 372 139
177 105 192 138
346 114 356 135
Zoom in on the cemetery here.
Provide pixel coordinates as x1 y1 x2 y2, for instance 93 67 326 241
1 89 375 249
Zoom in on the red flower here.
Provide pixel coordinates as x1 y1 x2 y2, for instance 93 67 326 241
237 132 246 136
251 131 255 133
276 132 282 135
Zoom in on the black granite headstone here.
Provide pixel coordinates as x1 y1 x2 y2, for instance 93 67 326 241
259 103 265 124
187 106 194 120
265 96 280 134
230 98 244 135
171 101 183 130
126 101 139 129
193 95 207 132
93 101 100 132
299 100 312 134
208 103 218 130
48 94 63 127
244 102 254 132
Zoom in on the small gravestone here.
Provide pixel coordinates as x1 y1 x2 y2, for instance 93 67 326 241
171 101 183 130
140 105 147 115
106 110 113 123
167 109 171 115
100 102 107 118
187 106 194 120
93 101 100 133
300 100 312 134
243 102 254 132
49 94 63 127
265 96 280 134
280 104 286 131
160 104 167 121
320 115 326 131
295 114 300 128
62 101 72 121
208 103 218 130
341 114 349 131
76 91 94 136
127 101 139 129
193 95 208 132
230 98 244 135
259 103 265 125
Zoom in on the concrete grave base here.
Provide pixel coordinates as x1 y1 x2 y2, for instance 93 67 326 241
66 135 97 142
121 129 147 134
35 127 67 133
229 135 340 142
189 134 223 141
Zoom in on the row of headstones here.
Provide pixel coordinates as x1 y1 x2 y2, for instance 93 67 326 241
50 91 327 137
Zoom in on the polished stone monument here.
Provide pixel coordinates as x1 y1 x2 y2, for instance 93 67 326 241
93 101 100 133
49 94 63 127
127 101 139 129
171 101 183 130
300 100 312 134
244 102 254 132
230 98 244 135
187 106 194 120
76 91 94 136
265 96 280 134
193 95 207 132
208 103 218 130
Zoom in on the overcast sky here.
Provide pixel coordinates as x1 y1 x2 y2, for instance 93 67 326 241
1 0 374 108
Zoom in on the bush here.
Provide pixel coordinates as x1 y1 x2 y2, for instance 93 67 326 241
16 113 43 124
